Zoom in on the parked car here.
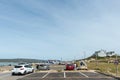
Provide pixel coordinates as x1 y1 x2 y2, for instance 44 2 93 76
11 64 34 75
36 64 50 70
66 64 75 70
76 60 88 70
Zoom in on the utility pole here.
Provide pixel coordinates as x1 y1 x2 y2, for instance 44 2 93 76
115 54 118 76
84 51 86 60
96 53 97 67
95 51 98 67
61 57 62 62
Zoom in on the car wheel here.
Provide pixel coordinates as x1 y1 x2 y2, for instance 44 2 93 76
23 71 26 75
32 69 34 73
11 73 14 76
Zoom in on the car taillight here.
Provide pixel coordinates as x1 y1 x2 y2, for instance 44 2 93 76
20 68 24 70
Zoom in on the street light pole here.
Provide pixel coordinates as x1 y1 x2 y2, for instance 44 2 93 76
96 53 97 66
95 51 98 68
115 54 118 76
84 51 86 60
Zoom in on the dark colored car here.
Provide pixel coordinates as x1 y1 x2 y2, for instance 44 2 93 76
66 64 75 70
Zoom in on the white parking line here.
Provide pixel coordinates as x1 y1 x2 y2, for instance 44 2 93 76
64 72 66 78
42 72 49 78
79 72 89 78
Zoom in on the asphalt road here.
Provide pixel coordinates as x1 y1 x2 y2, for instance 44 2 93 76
17 72 118 80
0 72 28 80
0 65 119 80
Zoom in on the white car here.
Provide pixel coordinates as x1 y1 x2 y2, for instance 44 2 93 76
12 64 34 75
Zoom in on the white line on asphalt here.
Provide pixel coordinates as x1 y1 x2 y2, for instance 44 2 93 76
42 72 49 78
64 72 66 78
79 72 89 78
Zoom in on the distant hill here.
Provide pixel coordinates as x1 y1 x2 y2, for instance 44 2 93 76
0 58 48 63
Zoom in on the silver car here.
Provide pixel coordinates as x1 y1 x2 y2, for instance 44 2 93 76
36 64 50 70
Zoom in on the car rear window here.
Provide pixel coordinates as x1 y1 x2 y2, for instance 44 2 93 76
40 64 46 66
67 64 73 66
15 66 22 68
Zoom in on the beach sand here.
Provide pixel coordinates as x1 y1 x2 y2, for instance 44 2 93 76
0 66 13 72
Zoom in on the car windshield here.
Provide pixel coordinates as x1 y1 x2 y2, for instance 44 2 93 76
80 62 85 66
14 66 22 68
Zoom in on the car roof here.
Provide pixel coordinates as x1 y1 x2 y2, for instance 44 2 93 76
15 64 30 66
15 65 24 66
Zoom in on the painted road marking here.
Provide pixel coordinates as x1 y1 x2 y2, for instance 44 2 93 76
42 72 49 78
79 72 89 78
64 72 66 78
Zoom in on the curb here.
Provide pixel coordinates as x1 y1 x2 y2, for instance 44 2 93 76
96 71 120 79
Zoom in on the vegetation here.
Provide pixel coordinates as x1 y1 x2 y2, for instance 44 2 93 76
85 51 120 77
87 62 120 76
57 69 62 72
86 54 120 60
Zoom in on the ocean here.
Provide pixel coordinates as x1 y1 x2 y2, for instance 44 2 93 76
0 62 18 66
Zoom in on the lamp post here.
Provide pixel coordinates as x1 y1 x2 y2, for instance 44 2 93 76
84 51 86 60
95 51 99 67
115 54 118 76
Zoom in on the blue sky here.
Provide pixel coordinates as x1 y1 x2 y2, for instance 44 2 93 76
0 0 120 60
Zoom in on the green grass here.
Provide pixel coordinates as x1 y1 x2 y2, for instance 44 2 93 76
57 69 62 72
87 62 120 76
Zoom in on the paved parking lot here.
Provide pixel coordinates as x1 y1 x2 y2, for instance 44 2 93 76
17 71 118 80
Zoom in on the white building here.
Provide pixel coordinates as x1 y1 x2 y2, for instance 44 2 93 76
95 50 115 57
